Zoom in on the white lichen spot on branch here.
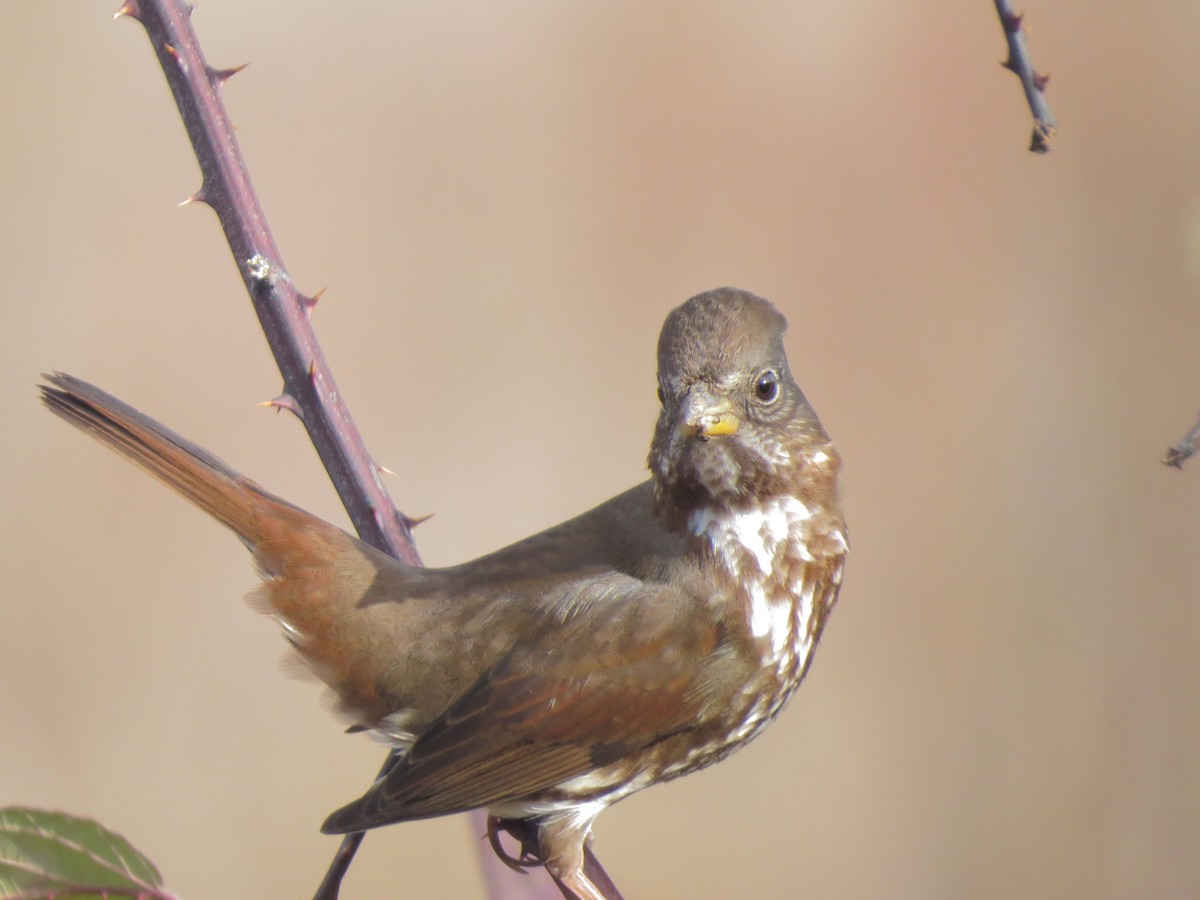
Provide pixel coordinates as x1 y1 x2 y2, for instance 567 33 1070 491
246 253 272 282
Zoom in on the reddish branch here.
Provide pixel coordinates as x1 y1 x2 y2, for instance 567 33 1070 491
111 1 616 898
993 0 1057 153
1163 412 1200 469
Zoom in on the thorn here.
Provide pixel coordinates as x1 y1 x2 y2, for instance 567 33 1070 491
300 288 326 316
1003 11 1023 33
406 512 435 528
113 1 140 20
1032 70 1051 92
308 360 318 380
377 463 397 478
1000 57 1017 74
257 392 304 419
178 187 209 208
210 63 249 86
163 43 179 61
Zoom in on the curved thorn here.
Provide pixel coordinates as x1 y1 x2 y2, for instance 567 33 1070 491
257 392 304 419
210 62 249 85
113 1 140 20
301 287 326 315
178 188 209 208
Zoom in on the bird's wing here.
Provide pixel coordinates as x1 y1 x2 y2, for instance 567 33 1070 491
322 574 720 832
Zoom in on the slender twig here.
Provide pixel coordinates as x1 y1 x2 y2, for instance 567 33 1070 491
111 1 614 898
1163 411 1200 468
993 0 1057 153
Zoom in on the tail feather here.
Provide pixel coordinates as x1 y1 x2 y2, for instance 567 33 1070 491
41 373 273 547
40 373 410 727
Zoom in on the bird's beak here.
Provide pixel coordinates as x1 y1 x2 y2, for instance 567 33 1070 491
680 385 740 439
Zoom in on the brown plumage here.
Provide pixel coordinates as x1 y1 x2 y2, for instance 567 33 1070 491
40 287 846 899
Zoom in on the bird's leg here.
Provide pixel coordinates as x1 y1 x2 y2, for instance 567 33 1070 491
556 872 607 900
536 812 608 900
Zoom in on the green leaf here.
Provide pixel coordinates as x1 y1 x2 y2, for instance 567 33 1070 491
0 807 176 900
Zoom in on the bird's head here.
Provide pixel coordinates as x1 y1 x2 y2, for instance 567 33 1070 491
649 288 830 529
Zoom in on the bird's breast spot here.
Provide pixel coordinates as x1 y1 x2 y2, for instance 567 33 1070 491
769 599 793 656
790 575 816 627
747 581 792 657
690 496 813 572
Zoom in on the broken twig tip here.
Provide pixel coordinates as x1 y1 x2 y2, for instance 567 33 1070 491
1163 413 1200 469
1162 448 1192 469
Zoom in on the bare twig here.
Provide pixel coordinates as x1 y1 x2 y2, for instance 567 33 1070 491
1163 411 1200 468
111 1 614 898
993 0 1058 153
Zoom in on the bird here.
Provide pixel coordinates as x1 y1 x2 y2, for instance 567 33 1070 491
41 287 847 899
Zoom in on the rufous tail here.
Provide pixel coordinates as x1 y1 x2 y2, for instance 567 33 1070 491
40 373 405 726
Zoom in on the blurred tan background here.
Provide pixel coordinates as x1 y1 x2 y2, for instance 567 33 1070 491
4 2 1199 898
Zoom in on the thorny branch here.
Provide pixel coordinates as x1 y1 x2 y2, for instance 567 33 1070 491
993 0 1058 153
111 1 615 898
114 0 418 561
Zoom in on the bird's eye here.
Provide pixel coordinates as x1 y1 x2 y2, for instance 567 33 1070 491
754 370 780 404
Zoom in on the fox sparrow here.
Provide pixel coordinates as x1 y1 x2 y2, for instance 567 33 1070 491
41 287 847 899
